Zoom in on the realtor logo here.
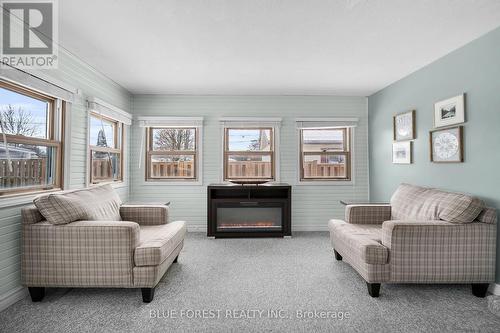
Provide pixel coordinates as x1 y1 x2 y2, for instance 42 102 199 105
0 0 58 68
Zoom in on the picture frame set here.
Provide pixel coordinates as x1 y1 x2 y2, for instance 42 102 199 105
392 93 466 164
430 94 465 163
392 110 415 164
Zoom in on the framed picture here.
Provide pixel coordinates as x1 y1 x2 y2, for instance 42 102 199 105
434 94 465 128
393 110 415 141
430 126 463 163
392 141 412 164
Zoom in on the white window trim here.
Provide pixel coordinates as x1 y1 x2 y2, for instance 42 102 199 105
0 64 75 102
0 70 72 204
138 116 204 186
87 97 132 125
86 99 132 188
295 118 357 186
219 117 281 183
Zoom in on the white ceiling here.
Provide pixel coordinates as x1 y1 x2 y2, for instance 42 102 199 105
59 0 500 96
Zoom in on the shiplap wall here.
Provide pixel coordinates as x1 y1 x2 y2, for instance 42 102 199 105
130 95 369 231
0 49 131 305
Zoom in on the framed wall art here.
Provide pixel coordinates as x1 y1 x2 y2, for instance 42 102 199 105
393 110 415 141
434 94 465 128
392 141 412 164
430 126 463 163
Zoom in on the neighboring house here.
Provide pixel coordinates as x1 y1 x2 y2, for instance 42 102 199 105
0 146 40 159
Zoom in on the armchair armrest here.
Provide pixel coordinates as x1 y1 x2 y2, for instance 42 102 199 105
22 220 140 287
345 204 391 224
381 220 453 249
381 220 496 282
120 204 169 225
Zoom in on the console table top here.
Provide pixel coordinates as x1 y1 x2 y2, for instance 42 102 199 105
208 183 291 188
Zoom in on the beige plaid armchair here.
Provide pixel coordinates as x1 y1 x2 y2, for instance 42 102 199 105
329 184 497 297
21 185 186 303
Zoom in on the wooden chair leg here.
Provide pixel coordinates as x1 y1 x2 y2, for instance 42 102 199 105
28 287 45 302
334 249 342 261
367 283 381 297
471 283 489 298
141 287 155 303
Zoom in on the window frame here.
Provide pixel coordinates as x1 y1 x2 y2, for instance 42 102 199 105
0 80 64 197
88 112 124 185
223 127 275 181
145 127 199 182
299 127 352 182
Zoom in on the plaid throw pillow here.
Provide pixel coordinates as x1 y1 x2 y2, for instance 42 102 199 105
391 183 484 223
34 185 122 225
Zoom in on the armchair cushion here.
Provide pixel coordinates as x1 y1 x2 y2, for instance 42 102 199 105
345 204 391 224
34 185 122 225
120 204 169 225
381 220 496 282
134 221 186 267
21 206 44 225
477 207 497 224
390 183 484 223
328 220 388 264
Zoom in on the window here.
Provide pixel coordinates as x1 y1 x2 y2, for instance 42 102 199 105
300 128 351 181
224 128 274 181
146 127 198 180
0 81 63 196
89 113 123 184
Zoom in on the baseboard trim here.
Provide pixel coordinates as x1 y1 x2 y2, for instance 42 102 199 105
187 225 207 232
186 225 329 232
293 224 329 232
489 283 500 295
0 287 27 312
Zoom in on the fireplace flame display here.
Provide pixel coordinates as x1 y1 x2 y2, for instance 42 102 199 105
218 221 278 229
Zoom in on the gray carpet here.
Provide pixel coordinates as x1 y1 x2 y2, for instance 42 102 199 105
1 232 499 333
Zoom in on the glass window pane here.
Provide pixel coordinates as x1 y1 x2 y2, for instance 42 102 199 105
150 155 195 178
0 87 49 139
226 154 272 179
227 129 272 151
152 128 195 151
302 129 345 152
89 115 115 148
91 151 121 183
302 154 347 179
0 143 57 190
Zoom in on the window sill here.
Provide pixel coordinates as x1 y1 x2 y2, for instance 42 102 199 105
111 182 128 189
142 180 203 186
89 181 127 189
0 188 61 209
295 180 355 186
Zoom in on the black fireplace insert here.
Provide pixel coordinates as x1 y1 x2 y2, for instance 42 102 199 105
207 183 291 238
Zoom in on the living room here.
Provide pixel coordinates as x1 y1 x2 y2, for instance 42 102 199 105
0 1 499 332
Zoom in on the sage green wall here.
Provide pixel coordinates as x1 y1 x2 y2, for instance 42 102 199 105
368 26 500 283
130 95 369 231
0 50 131 305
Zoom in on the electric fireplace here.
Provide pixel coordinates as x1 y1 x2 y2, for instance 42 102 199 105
207 183 291 238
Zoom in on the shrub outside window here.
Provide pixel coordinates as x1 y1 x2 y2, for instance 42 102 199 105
0 81 63 196
300 128 351 181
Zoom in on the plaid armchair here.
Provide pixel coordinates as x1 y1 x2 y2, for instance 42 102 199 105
329 184 497 297
21 186 186 303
